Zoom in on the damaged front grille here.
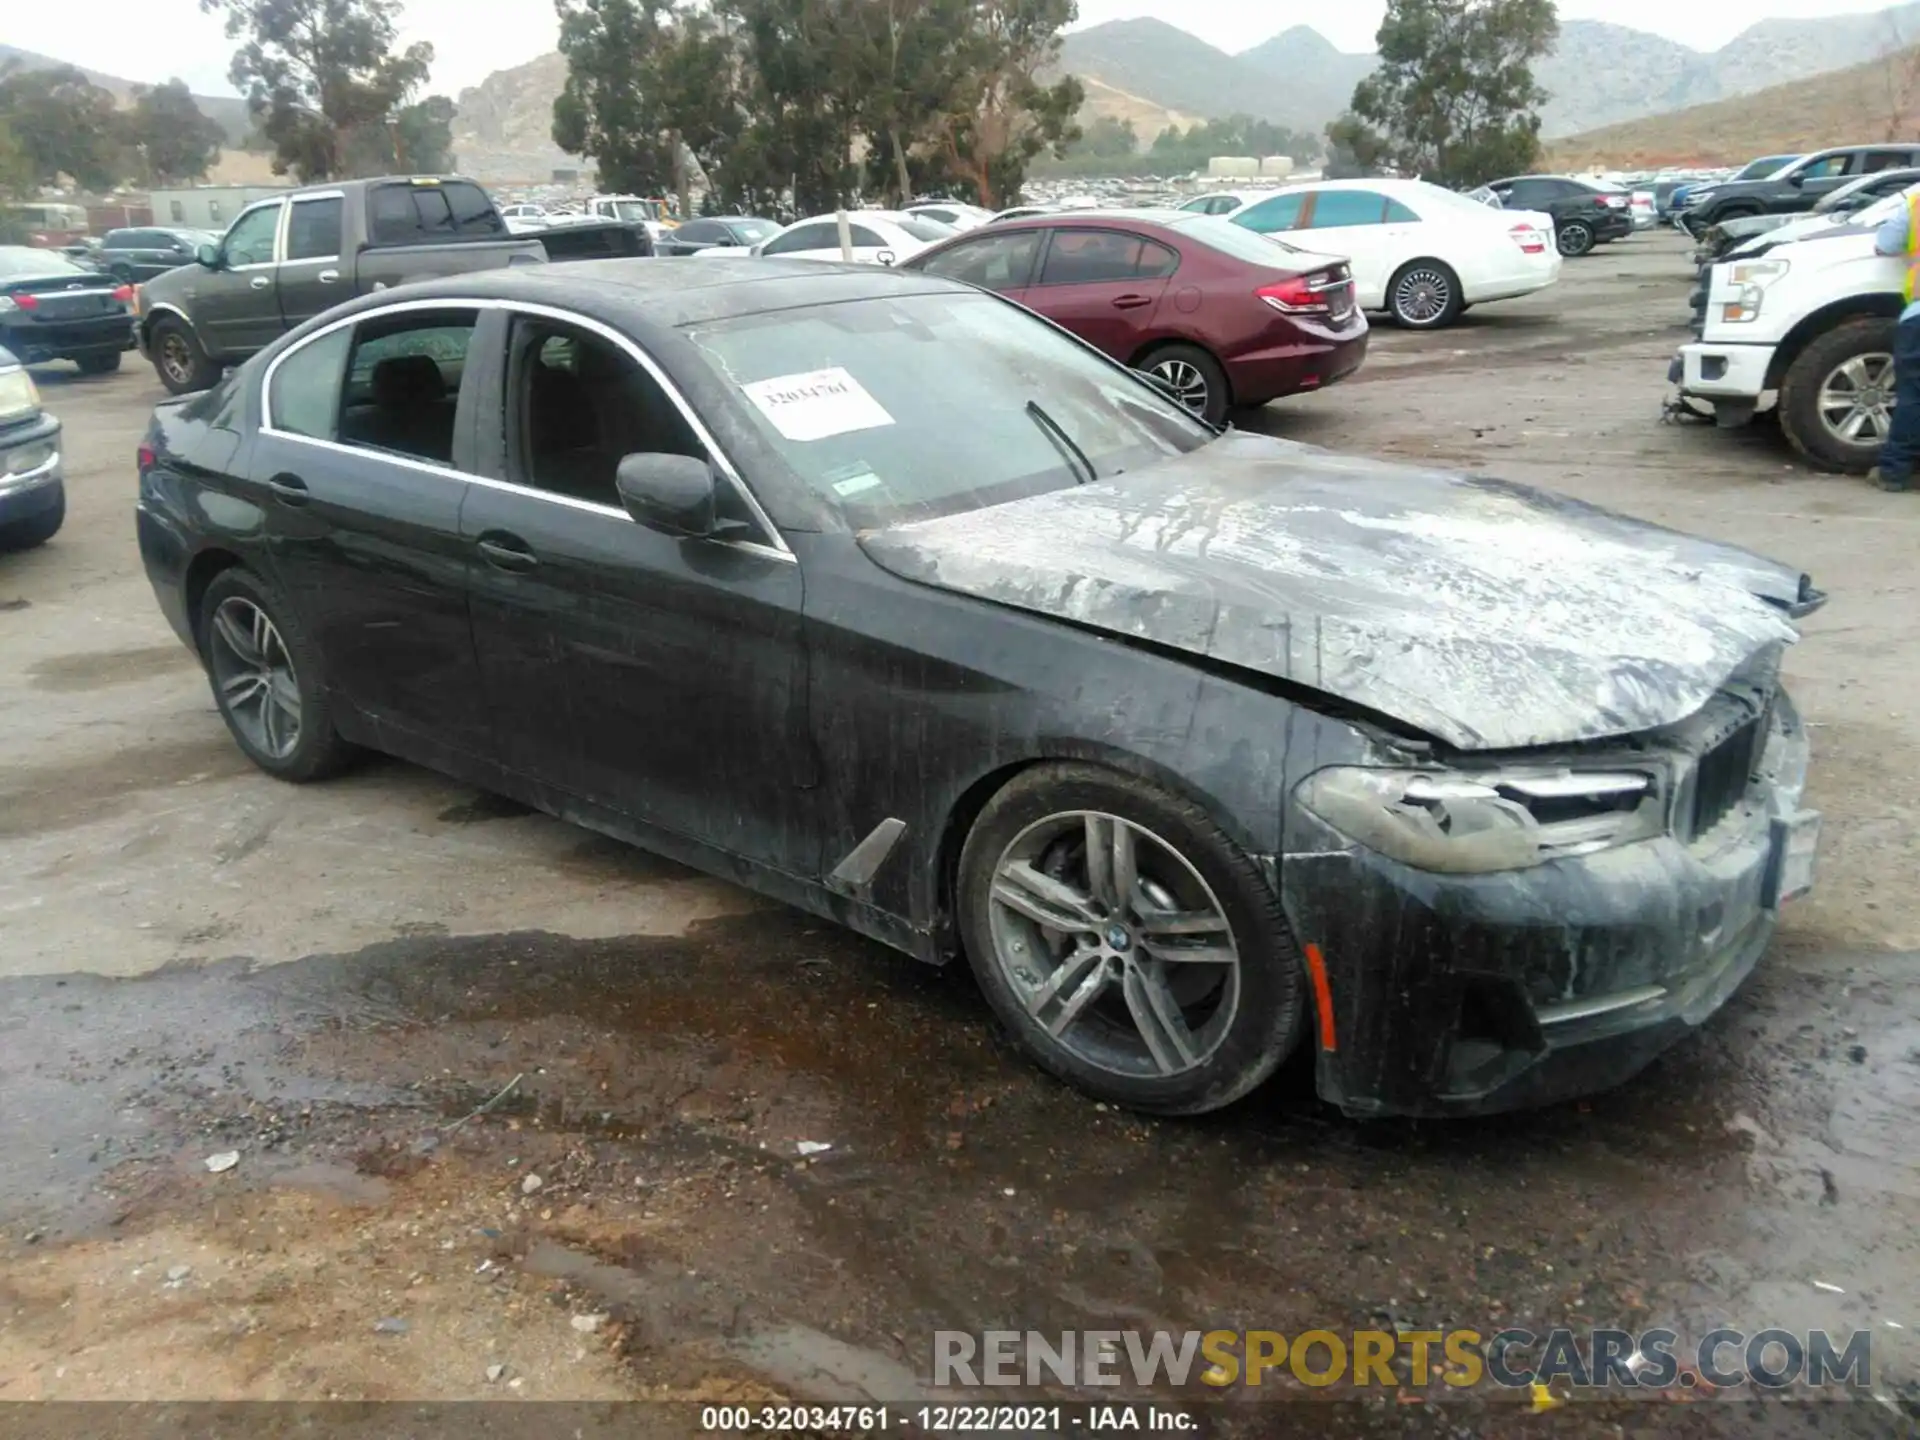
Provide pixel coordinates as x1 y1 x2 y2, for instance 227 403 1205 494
1687 713 1765 839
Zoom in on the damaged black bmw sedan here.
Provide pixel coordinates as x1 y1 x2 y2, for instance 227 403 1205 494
135 260 1825 1118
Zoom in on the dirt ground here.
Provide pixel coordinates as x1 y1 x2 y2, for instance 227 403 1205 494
1 231 1916 1434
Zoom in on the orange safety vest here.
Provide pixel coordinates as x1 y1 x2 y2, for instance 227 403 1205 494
1906 191 1920 302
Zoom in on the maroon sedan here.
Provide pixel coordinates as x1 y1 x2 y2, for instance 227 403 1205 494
903 210 1367 425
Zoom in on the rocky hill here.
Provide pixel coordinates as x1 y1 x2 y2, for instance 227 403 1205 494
449 52 580 182
1550 43 1920 167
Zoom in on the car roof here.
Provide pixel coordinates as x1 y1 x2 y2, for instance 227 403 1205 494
371 257 976 329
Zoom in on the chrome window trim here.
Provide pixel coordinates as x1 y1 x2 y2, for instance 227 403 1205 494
256 294 795 562
284 192 346 266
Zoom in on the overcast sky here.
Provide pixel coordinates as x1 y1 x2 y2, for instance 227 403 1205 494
8 0 1912 98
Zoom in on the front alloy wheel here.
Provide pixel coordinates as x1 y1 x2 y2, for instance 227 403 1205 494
1815 352 1894 448
1149 358 1210 417
957 763 1305 1114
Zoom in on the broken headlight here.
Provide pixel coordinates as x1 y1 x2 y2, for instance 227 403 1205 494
1719 258 1789 324
1295 766 1665 874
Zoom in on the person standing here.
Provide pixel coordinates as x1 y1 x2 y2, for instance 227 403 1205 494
1870 186 1920 491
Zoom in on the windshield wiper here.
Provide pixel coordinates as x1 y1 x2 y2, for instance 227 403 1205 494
1026 401 1096 485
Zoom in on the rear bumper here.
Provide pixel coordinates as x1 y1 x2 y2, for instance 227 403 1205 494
1279 688 1813 1119
0 316 134 364
1225 328 1369 406
1594 211 1634 241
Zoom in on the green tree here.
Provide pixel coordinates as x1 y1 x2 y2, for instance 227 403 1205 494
553 0 678 195
1330 0 1555 188
1075 115 1137 159
345 93 457 173
128 80 227 183
0 63 129 189
201 0 437 181
929 0 1082 207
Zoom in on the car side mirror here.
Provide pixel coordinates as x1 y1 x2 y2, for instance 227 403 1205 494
717 236 737 246
1787 172 1804 188
195 243 221 268
615 452 718 537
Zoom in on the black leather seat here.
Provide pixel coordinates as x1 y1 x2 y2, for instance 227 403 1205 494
341 354 458 462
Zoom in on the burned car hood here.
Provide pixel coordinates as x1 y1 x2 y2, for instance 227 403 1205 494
858 432 1812 751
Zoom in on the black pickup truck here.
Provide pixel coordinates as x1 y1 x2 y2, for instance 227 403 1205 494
135 176 652 394
1677 143 1920 234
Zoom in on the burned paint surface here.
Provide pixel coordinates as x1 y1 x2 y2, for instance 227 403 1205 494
861 431 1810 751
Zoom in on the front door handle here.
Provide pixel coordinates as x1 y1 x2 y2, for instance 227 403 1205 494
318 269 339 284
477 533 538 572
250 275 271 290
1111 294 1152 310
267 472 309 505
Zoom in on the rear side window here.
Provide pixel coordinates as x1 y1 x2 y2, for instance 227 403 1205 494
1038 230 1175 286
1308 191 1389 227
1234 193 1305 233
286 198 343 261
368 182 505 244
764 222 836 255
848 225 887 248
1385 197 1420 222
268 328 351 440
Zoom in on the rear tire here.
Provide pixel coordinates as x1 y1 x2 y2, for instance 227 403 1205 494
1387 259 1463 329
1556 221 1595 257
1137 343 1230 427
1778 317 1897 474
956 762 1306 1115
195 567 358 783
0 495 64 551
150 317 219 395
76 352 122 375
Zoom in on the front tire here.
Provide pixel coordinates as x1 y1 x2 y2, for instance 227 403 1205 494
1779 317 1898 474
1388 259 1463 329
76 351 122 375
150 317 219 395
195 568 357 782
1138 344 1230 427
956 763 1306 1115
1556 221 1595 257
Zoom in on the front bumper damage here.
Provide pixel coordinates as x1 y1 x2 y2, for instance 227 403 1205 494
1279 684 1815 1118
1668 341 1777 427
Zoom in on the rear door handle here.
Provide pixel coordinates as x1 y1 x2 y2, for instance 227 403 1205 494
250 275 271 290
1111 294 1152 310
477 533 538 572
318 269 339 284
267 472 309 506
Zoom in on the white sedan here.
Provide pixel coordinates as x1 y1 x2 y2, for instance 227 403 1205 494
906 201 993 231
1226 179 1560 329
696 211 956 265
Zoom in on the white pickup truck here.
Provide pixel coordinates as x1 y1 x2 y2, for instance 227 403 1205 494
1672 191 1909 472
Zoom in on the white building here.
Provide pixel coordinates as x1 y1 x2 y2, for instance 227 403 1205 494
147 185 293 232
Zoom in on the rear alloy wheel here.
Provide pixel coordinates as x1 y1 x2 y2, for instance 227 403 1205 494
1140 344 1230 427
1779 316 1898 473
957 763 1305 1115
196 568 357 782
1388 259 1463 329
1557 220 1595 257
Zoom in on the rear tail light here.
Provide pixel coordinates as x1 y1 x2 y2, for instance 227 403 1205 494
1258 268 1350 315
1509 223 1547 255
111 284 134 305
11 292 39 311
1601 194 1627 208
137 443 156 474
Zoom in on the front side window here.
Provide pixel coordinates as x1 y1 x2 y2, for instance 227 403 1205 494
222 203 282 266
918 230 1042 290
685 291 1211 528
1797 154 1852 181
1234 192 1305 234
508 317 702 508
286 198 343 261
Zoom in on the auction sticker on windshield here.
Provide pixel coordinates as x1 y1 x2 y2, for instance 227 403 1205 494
742 367 894 442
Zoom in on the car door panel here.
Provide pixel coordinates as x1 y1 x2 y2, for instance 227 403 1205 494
277 194 347 332
193 201 286 356
461 309 815 873
252 308 493 758
1029 229 1176 358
